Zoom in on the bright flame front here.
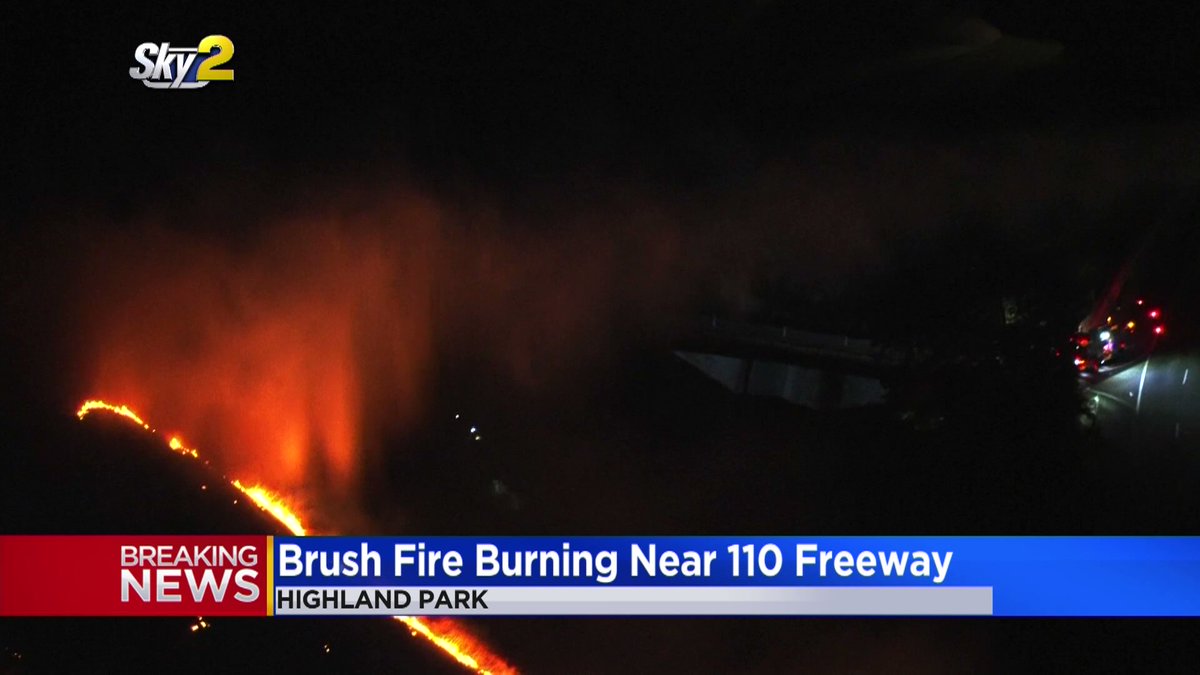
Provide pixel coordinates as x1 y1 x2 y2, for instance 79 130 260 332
77 400 151 429
230 480 307 536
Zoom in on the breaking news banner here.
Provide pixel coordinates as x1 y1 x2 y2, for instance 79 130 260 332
6 536 1200 617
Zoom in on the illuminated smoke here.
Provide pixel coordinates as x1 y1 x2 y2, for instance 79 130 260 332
76 208 435 505
72 194 684 519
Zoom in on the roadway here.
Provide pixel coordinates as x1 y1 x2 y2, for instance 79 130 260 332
1087 350 1200 447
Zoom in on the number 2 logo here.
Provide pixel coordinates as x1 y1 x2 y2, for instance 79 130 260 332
197 35 234 81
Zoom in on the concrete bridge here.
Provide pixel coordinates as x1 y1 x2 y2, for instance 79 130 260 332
674 317 905 410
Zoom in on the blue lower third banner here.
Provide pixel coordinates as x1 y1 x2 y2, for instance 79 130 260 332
270 537 1200 617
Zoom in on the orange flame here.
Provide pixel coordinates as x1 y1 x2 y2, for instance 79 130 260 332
77 400 151 429
168 436 200 459
230 480 307 536
396 616 516 675
76 399 516 675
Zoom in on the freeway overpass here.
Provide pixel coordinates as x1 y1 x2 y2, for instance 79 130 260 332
674 316 906 410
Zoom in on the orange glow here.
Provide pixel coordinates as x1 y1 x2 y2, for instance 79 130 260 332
76 205 685 518
75 399 516 675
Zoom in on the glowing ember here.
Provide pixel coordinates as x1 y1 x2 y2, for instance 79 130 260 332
168 436 200 459
76 399 516 675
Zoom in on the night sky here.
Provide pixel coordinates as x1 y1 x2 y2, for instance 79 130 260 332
8 2 1200 214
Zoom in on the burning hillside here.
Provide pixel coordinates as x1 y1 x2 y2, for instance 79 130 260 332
77 399 516 675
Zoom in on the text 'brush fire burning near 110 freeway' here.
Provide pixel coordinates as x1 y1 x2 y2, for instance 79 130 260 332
75 399 517 675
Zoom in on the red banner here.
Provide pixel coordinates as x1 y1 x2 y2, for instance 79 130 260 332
0 535 270 616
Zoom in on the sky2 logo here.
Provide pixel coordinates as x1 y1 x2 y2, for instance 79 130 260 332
129 35 234 89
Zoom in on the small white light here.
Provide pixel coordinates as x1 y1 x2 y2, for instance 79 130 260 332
1099 331 1111 341
470 426 477 433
